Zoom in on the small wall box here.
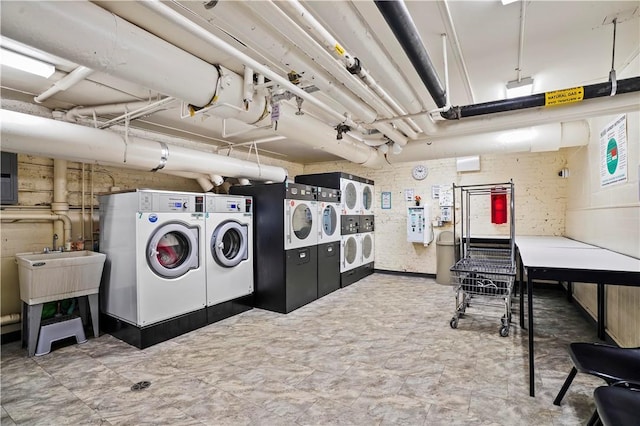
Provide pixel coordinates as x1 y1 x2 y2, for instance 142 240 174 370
1 152 18 205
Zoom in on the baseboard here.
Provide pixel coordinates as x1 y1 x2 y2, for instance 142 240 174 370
374 269 436 279
1 330 21 345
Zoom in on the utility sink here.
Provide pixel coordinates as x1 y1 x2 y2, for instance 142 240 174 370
16 251 106 305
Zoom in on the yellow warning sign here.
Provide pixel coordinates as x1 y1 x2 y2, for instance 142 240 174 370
335 44 345 56
545 87 584 107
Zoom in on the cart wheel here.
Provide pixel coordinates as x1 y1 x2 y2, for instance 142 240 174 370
499 326 509 337
450 318 458 329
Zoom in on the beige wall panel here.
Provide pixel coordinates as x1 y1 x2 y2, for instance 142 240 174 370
565 111 640 346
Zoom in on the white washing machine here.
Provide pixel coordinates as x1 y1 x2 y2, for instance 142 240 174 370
100 190 206 329
360 178 375 216
204 194 253 307
361 232 375 265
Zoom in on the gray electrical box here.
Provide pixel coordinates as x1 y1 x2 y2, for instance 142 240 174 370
1 152 18 205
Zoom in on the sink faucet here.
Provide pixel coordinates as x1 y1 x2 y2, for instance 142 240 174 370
52 233 59 251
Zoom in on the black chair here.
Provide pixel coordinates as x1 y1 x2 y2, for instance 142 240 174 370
592 382 640 426
553 342 640 406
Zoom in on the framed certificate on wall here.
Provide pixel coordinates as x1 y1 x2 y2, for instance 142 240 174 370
381 191 391 209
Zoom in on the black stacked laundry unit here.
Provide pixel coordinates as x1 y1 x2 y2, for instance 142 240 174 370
295 172 374 288
317 186 342 297
230 182 318 313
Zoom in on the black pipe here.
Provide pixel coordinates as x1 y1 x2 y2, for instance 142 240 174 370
375 0 455 118
452 76 640 119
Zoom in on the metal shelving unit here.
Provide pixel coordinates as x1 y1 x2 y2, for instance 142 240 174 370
449 180 516 336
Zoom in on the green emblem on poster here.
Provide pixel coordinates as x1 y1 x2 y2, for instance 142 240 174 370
606 138 618 174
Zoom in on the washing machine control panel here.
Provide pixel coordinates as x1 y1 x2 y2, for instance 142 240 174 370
139 192 202 213
205 195 253 214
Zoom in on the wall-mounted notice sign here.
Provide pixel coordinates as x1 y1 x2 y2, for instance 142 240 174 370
600 114 627 188
381 191 391 209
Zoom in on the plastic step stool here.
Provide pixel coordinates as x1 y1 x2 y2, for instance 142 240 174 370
35 315 87 356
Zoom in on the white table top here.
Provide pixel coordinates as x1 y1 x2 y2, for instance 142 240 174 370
516 238 640 273
515 235 595 249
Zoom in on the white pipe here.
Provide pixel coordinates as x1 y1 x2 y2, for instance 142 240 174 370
1 1 219 108
210 175 224 187
245 1 414 143
280 0 422 136
34 66 94 103
384 121 589 164
0 212 72 247
516 0 528 83
437 0 476 103
142 0 361 131
3 0 382 164
0 109 289 182
243 66 254 110
301 1 437 134
98 97 176 129
0 313 21 326
52 159 68 248
442 34 451 110
66 101 161 122
199 2 381 127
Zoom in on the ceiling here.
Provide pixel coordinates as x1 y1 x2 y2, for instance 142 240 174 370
1 0 639 165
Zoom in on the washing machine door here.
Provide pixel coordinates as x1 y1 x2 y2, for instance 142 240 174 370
362 184 373 214
341 180 359 214
362 233 374 263
285 199 318 250
321 204 338 239
343 235 358 271
147 222 199 279
211 220 248 268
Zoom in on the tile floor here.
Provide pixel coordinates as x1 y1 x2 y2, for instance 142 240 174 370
1 274 602 425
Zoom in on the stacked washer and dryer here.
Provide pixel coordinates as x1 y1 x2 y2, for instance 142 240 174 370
295 173 375 288
99 190 254 349
99 190 208 348
231 182 319 313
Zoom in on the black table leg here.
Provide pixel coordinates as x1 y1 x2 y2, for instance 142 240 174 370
597 283 605 340
566 281 573 303
528 273 535 397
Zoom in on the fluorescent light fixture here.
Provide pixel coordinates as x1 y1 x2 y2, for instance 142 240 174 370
0 48 55 78
506 77 534 98
501 0 519 5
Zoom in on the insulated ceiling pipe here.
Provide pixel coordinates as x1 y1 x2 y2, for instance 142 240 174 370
384 121 590 164
2 0 380 164
65 101 165 122
453 77 640 118
244 1 417 141
0 1 218 108
0 110 289 182
375 0 454 119
304 1 437 134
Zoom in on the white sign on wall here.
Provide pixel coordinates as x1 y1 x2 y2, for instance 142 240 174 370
600 114 627 187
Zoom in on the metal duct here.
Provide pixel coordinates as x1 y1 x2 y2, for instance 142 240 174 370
0 110 289 182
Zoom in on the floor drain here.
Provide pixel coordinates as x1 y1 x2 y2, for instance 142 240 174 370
131 381 151 391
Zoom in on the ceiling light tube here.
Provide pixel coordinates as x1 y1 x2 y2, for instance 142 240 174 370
0 48 55 78
505 77 534 98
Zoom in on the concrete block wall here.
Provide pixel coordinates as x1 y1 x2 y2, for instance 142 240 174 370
302 150 570 275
